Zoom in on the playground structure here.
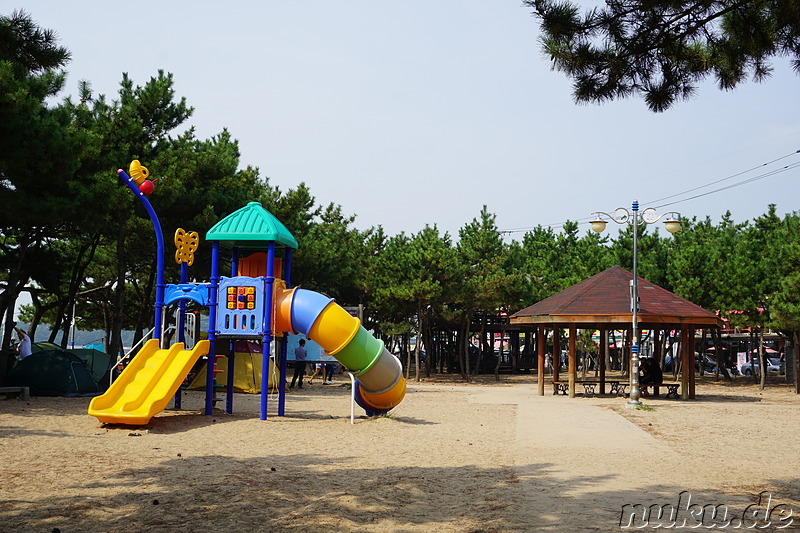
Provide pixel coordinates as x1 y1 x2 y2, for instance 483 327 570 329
88 162 406 425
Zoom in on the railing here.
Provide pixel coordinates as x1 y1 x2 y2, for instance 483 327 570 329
108 327 156 388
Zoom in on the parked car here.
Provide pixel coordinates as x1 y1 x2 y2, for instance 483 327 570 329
694 353 716 373
740 357 782 376
692 353 741 375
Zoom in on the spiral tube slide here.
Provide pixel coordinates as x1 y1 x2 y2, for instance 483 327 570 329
274 288 406 415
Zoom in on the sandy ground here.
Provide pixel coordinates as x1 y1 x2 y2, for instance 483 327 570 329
1 374 799 532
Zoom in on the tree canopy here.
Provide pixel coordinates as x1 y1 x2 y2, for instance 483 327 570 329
3 10 799 387
525 0 800 111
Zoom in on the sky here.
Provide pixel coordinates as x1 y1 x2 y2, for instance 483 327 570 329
13 1 800 241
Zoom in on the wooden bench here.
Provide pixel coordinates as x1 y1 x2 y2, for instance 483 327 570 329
608 381 629 397
553 380 598 397
581 381 598 397
0 386 30 401
640 383 680 399
663 383 680 399
553 381 569 395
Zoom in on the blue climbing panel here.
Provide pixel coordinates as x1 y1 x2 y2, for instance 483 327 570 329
217 276 266 336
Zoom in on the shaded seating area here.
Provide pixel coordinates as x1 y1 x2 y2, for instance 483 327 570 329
510 266 722 399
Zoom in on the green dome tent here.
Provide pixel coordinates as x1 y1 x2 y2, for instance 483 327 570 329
8 348 112 396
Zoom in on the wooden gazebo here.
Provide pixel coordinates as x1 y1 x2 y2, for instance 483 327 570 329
509 266 723 399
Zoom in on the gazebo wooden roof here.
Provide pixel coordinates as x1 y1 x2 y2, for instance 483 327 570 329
510 265 722 329
509 266 722 400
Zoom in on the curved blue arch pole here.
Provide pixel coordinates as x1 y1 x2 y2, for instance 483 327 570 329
118 170 165 342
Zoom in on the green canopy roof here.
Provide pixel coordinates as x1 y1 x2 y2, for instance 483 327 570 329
206 202 298 249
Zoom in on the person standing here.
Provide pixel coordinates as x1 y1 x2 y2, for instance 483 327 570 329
290 339 308 390
307 362 324 385
14 326 32 360
323 362 335 384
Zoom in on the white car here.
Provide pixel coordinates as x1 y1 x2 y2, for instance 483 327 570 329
740 357 782 376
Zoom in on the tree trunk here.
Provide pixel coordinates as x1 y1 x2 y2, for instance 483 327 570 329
664 337 677 380
759 327 767 391
793 331 800 394
132 261 158 347
0 236 32 380
711 329 732 380
622 329 629 376
405 332 412 380
493 326 504 382
109 232 127 358
510 331 520 373
749 330 758 384
581 348 588 380
414 309 423 382
422 320 432 378
2 304 18 378
460 318 472 383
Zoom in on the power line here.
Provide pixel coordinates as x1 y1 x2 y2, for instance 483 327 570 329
653 160 800 210
498 149 800 235
647 150 800 206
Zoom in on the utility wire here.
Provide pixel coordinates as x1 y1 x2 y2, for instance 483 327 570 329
498 149 800 235
653 160 800 210
647 150 800 206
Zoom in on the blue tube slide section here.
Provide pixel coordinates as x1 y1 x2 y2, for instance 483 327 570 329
275 288 406 415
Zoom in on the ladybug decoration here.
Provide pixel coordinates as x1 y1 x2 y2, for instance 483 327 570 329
138 179 158 195
129 160 158 195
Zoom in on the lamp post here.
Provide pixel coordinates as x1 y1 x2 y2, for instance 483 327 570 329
591 201 681 406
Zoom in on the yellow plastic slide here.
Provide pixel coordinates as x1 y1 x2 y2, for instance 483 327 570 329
88 339 210 425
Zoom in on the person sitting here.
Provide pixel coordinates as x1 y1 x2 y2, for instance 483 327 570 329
639 358 663 385
14 326 32 360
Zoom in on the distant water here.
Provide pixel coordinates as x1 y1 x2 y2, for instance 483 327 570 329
3 323 137 351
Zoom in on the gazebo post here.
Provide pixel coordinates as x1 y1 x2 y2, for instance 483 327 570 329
681 327 690 400
568 324 577 398
537 326 545 396
599 327 607 395
689 328 696 398
552 328 561 384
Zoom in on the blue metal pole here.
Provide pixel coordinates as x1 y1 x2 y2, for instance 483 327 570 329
226 247 239 414
178 262 188 344
284 248 292 287
261 242 276 420
231 247 239 277
174 262 189 410
278 248 293 417
629 200 642 405
206 242 220 415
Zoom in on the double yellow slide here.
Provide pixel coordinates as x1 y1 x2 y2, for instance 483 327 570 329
88 339 210 425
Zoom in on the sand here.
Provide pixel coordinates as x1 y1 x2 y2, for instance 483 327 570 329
1 375 799 532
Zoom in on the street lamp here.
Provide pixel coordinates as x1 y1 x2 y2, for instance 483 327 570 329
591 201 681 406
